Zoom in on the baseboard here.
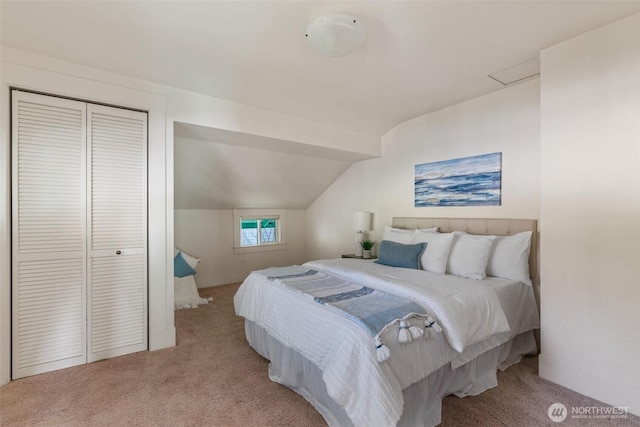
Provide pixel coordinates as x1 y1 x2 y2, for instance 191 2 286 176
149 326 176 351
539 354 640 417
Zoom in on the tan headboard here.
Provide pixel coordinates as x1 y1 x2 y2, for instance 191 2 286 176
391 217 539 308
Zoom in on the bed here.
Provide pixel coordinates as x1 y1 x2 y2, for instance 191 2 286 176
234 217 540 426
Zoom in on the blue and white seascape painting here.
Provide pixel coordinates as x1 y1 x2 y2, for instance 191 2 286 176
415 153 502 207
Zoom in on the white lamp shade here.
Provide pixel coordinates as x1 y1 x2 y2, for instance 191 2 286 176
306 14 365 57
353 211 372 232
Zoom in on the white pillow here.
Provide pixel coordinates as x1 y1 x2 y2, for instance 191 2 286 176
383 226 415 244
384 226 414 233
487 231 532 285
446 232 496 280
382 225 438 244
417 226 439 233
175 247 201 270
412 231 454 274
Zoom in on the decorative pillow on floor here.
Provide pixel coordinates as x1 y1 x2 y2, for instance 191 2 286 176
174 252 197 278
173 249 212 309
174 247 201 269
174 275 212 310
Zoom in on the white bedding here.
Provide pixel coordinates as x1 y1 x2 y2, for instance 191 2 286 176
450 274 539 368
306 259 511 352
234 259 539 427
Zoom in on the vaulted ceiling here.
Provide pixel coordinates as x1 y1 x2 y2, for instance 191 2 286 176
173 123 362 209
3 1 639 209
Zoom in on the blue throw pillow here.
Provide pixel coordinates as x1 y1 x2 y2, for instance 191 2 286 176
174 252 197 278
375 240 427 269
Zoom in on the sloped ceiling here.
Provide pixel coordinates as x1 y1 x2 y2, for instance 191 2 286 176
173 138 352 209
3 1 640 210
174 124 358 209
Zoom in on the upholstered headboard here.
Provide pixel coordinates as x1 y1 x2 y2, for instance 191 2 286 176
391 217 539 307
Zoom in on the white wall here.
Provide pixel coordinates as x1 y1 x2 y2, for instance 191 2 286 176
174 209 308 287
539 14 640 415
0 48 377 385
307 79 541 260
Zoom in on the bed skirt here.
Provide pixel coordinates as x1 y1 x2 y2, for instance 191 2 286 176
245 320 537 427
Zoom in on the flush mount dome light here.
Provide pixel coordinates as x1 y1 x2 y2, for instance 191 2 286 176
305 13 365 57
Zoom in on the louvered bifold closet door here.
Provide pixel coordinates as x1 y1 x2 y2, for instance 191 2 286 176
87 104 147 362
12 91 87 379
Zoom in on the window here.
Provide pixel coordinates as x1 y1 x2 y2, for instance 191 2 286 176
233 209 286 254
240 218 278 247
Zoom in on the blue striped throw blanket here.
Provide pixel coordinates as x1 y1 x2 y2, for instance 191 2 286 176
265 266 442 362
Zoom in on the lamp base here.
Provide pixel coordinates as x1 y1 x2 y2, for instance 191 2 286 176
355 231 367 257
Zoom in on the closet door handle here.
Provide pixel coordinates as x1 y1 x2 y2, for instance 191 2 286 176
116 250 122 255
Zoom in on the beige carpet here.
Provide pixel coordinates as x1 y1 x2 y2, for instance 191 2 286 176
1 283 638 427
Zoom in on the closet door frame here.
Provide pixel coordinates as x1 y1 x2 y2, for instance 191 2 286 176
10 90 149 378
1 63 171 386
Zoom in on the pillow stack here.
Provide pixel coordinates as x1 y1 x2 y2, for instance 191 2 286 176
375 225 533 284
174 248 201 278
173 248 212 310
376 226 440 271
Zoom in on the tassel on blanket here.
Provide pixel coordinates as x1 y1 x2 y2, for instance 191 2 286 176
375 337 390 362
432 317 443 333
409 323 424 340
424 316 443 339
399 319 426 342
398 320 413 343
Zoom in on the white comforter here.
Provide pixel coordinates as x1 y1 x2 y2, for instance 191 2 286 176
234 259 529 427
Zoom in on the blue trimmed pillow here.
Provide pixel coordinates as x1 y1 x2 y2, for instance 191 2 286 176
174 252 197 278
375 240 427 269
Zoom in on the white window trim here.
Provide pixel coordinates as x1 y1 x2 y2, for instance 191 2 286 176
233 209 287 254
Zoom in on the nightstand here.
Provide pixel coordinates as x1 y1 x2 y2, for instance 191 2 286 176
341 254 377 259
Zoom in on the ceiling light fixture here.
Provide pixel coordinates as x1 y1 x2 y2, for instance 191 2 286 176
305 13 365 57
